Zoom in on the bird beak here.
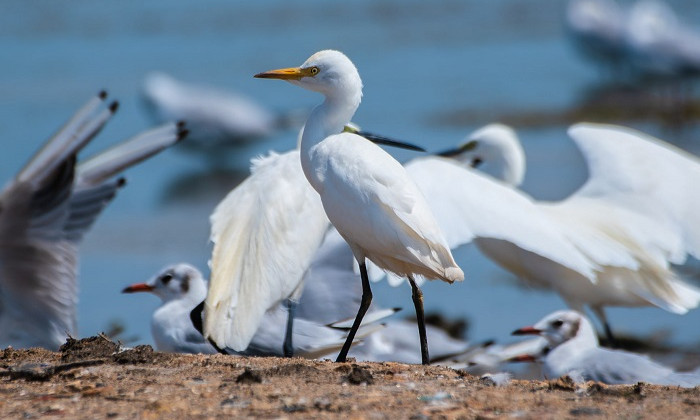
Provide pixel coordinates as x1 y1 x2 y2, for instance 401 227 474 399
435 140 477 158
122 283 155 293
254 67 310 80
507 354 538 363
511 326 542 336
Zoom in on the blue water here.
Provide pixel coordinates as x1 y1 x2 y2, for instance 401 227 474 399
1 1 699 349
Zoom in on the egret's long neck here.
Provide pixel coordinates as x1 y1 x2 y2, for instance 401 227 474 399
300 91 361 190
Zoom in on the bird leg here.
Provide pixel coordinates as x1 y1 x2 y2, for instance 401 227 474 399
283 298 297 357
408 275 430 365
592 306 617 347
336 260 373 362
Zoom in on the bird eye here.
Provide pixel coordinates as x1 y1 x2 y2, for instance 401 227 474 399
310 66 319 75
551 320 563 328
161 273 173 284
472 157 483 168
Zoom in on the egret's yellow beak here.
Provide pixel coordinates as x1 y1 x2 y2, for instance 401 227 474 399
254 67 312 80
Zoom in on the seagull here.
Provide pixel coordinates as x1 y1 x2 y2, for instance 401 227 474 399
0 91 186 350
410 123 700 340
126 262 394 358
141 72 300 153
512 310 700 387
123 264 218 354
254 49 464 365
565 0 628 75
625 0 700 78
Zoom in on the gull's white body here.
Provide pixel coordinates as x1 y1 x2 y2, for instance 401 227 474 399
131 263 389 358
409 123 700 322
142 72 280 149
565 0 627 70
522 310 700 387
625 0 700 77
0 93 183 350
204 149 329 351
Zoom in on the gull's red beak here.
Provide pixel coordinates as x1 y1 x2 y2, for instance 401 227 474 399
122 283 154 293
507 354 538 363
511 326 542 336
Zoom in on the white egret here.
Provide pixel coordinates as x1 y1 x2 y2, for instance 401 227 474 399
255 49 464 365
413 123 700 340
0 92 186 349
512 310 700 387
201 124 421 356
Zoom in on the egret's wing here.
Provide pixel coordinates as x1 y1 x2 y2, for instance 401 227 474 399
204 150 329 351
295 228 367 323
576 348 675 385
566 123 700 264
404 156 597 280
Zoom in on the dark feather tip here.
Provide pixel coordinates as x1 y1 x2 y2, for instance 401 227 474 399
116 177 127 188
177 129 189 141
98 90 108 100
109 101 120 113
176 120 186 128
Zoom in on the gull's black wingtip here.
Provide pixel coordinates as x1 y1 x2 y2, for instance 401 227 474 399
109 101 120 113
98 90 108 100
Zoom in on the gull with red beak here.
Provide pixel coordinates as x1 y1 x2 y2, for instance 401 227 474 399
511 310 700 387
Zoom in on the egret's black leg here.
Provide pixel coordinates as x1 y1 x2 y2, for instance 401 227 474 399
336 260 372 362
283 298 297 357
592 306 617 347
408 275 429 365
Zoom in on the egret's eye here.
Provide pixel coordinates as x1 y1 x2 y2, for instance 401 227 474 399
161 273 173 284
309 66 319 76
551 319 564 328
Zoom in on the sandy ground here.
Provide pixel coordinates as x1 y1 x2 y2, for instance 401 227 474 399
1 336 698 419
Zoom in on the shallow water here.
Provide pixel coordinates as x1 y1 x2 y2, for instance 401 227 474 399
1 0 699 350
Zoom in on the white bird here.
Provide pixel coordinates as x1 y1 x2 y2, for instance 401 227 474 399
409 123 700 340
203 149 330 356
625 0 700 78
122 264 217 354
0 92 186 350
565 0 628 74
200 115 427 355
512 310 700 387
127 262 394 358
142 72 301 154
254 49 464 365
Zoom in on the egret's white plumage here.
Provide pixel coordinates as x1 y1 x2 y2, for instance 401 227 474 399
255 50 463 364
0 92 184 349
415 123 700 336
204 150 329 351
513 310 700 387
